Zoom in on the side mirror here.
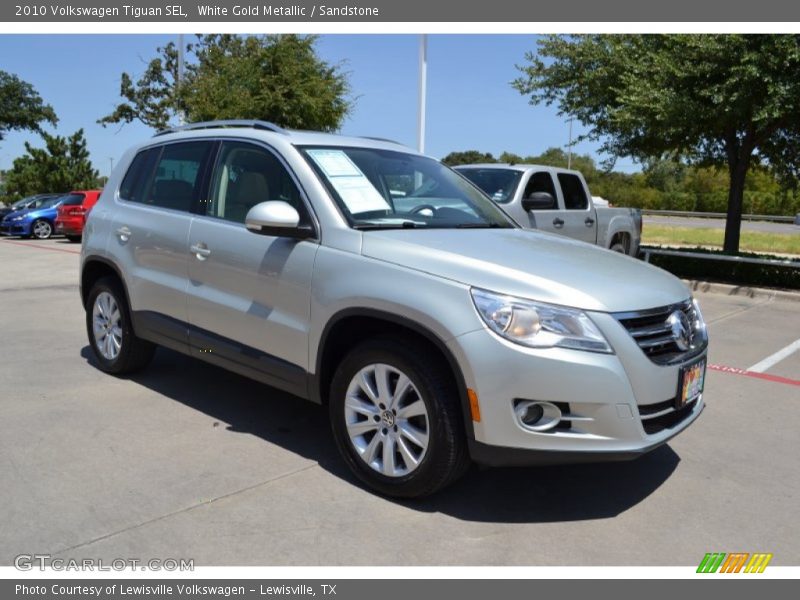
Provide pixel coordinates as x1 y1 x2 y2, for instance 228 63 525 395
245 201 314 239
521 192 556 212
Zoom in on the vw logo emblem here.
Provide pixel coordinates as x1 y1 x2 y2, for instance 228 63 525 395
667 310 692 351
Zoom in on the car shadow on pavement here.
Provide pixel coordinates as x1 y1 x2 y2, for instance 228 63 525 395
81 345 680 524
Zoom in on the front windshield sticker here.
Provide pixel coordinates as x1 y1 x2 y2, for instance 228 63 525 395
306 149 362 177
307 149 391 214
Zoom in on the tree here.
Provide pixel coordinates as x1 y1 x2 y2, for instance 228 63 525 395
513 35 800 253
3 129 98 199
99 34 352 132
441 150 496 166
0 71 57 142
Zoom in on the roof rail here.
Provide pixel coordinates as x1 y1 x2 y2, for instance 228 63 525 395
359 136 405 146
154 120 288 137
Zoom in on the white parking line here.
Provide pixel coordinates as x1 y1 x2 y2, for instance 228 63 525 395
748 338 800 373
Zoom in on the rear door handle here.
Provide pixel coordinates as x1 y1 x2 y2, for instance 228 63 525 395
190 243 211 261
585 217 595 227
115 226 131 242
553 218 565 228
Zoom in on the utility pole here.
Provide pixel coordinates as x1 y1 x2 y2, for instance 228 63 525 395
417 34 427 154
567 116 574 170
109 157 114 177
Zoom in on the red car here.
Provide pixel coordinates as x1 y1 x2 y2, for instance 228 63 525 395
55 190 102 242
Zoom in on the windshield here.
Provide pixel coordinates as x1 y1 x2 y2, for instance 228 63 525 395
11 197 35 210
301 147 514 229
456 168 523 204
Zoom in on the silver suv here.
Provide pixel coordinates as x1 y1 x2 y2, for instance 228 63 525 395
80 121 708 497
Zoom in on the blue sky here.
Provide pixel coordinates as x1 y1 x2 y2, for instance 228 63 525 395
0 34 631 176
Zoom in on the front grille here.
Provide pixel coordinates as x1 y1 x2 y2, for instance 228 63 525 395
639 399 697 435
615 300 703 365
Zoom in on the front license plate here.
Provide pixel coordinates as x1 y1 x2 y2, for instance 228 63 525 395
677 358 706 409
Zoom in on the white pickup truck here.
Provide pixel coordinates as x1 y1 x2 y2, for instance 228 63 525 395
455 164 642 256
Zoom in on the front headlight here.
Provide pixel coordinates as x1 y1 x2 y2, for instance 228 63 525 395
12 216 25 221
471 288 613 353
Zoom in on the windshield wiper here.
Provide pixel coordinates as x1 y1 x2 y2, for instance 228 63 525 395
454 222 506 228
353 220 423 230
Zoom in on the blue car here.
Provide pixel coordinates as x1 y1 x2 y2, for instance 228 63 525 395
0 195 65 239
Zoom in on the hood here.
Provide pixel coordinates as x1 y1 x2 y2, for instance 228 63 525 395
361 228 689 313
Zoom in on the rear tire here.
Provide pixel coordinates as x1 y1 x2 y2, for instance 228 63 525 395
610 241 626 254
329 337 470 498
86 276 155 375
66 235 81 243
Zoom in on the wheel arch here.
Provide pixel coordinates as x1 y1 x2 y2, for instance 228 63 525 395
81 256 130 312
311 308 475 440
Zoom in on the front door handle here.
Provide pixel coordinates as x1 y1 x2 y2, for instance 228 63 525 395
190 243 211 261
585 217 595 227
115 226 131 242
553 218 565 228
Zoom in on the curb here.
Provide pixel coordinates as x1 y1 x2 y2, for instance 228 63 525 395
683 279 800 303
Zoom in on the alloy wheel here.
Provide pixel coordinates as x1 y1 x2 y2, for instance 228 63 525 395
344 363 430 477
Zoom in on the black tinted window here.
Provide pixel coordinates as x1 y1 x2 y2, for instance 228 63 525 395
523 172 558 209
61 193 85 206
120 149 159 204
557 173 589 210
120 142 211 212
207 142 308 225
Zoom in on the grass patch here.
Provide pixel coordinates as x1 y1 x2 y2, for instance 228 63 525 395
642 225 800 255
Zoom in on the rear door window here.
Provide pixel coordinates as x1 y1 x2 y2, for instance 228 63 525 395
120 142 213 212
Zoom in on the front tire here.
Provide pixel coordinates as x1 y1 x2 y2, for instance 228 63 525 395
329 338 470 498
31 219 53 240
66 235 81 243
86 277 155 375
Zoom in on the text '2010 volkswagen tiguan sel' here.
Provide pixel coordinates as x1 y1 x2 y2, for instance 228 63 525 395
80 121 708 497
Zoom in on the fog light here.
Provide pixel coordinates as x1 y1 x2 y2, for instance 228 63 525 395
514 400 562 432
520 403 544 426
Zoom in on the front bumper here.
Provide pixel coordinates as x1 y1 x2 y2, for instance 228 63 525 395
447 310 706 465
0 221 31 236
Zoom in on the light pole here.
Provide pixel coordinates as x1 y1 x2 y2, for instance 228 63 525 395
417 34 427 154
177 34 185 126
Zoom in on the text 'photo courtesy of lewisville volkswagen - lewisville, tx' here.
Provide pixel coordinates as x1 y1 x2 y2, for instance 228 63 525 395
0 13 798 589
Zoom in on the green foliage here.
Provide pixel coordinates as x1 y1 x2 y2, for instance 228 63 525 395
444 144 800 216
441 150 496 166
0 70 57 142
513 34 800 253
647 249 800 290
3 129 98 199
99 34 352 132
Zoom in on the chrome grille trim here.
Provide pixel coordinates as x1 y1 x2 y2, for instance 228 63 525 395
613 299 708 366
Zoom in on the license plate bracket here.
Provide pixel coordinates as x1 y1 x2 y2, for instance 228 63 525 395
677 357 706 409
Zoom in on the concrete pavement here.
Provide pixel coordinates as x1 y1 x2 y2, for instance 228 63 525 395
1 236 798 566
